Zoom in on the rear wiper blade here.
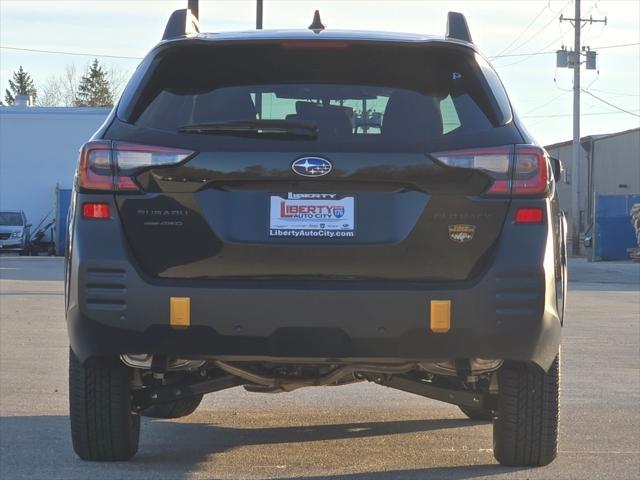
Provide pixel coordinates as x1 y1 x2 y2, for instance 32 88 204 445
178 119 318 139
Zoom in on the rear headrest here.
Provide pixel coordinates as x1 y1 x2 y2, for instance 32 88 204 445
382 91 443 140
296 101 313 115
294 102 353 137
295 101 353 117
192 88 257 123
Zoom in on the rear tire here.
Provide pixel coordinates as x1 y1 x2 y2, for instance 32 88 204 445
141 394 203 419
459 405 493 421
493 353 560 467
69 349 140 461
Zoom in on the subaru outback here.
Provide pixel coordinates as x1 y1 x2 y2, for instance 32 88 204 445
66 6 567 467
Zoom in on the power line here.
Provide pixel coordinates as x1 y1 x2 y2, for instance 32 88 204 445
592 0 607 17
490 49 556 59
494 38 640 77
593 42 639 49
3 40 637 62
584 69 600 90
522 91 570 115
493 31 568 68
582 14 607 43
0 46 142 60
581 89 640 117
489 42 639 59
546 0 570 15
522 110 640 118
588 88 640 97
526 106 569 128
553 72 573 92
494 3 548 57
502 2 570 55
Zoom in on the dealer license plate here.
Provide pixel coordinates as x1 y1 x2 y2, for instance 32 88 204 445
269 193 355 238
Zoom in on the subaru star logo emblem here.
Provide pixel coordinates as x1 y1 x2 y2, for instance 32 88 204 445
291 157 332 177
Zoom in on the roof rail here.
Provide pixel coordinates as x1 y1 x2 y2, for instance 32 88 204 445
445 12 472 43
162 1 200 40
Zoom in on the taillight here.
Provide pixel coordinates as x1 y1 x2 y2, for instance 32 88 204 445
432 144 550 197
82 202 111 219
77 141 113 190
512 146 550 195
514 207 544 223
77 141 195 192
432 146 512 195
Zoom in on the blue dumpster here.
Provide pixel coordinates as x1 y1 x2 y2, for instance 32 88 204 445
55 186 72 256
594 194 640 261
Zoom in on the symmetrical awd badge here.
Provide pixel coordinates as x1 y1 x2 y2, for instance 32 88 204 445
292 157 332 177
448 224 476 243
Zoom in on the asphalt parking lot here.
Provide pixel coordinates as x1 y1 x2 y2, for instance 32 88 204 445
0 256 638 480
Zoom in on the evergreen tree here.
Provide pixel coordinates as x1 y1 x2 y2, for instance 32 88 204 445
4 66 37 105
74 59 113 107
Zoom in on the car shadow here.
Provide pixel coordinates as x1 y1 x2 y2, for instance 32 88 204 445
285 464 527 479
0 415 528 480
136 416 479 464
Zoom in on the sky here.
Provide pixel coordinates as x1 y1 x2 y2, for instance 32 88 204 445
0 0 638 145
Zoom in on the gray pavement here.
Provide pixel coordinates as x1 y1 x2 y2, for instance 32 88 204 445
0 256 638 480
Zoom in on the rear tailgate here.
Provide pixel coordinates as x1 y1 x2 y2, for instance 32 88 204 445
116 150 509 280
106 39 523 281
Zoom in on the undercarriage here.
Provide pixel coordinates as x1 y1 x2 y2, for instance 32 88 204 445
124 355 501 414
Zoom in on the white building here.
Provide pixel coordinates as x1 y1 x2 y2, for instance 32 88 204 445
0 105 110 228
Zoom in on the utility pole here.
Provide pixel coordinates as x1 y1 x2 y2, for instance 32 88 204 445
571 0 582 256
558 0 606 255
255 0 263 119
256 0 263 29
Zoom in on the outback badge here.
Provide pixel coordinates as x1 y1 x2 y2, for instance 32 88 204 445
448 224 476 243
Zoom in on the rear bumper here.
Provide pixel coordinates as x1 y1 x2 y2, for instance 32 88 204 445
66 196 562 370
68 282 560 370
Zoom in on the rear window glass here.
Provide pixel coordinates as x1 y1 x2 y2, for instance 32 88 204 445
125 43 513 151
440 95 462 134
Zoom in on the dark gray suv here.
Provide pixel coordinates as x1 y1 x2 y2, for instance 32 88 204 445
66 5 566 467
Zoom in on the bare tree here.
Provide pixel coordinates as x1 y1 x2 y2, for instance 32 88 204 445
26 62 130 108
37 76 63 107
33 63 129 107
107 64 129 100
61 64 80 107
35 65 80 107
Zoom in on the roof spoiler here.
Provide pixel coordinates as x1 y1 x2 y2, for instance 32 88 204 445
445 11 472 43
162 0 200 40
